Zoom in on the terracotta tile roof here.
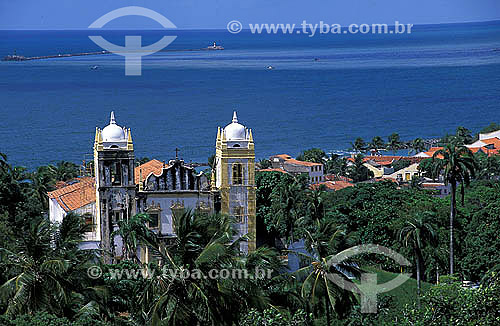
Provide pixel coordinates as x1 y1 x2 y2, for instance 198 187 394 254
258 168 288 174
348 156 402 165
271 154 321 167
324 174 353 182
486 149 500 156
273 154 292 160
48 177 95 212
311 181 354 191
482 138 500 148
425 147 444 159
371 160 394 166
285 159 322 167
469 147 486 154
135 159 165 184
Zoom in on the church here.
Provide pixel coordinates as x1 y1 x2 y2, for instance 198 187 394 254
48 111 256 261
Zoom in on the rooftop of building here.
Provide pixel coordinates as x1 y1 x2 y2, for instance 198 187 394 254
47 177 95 212
134 159 166 184
257 168 288 174
311 180 354 191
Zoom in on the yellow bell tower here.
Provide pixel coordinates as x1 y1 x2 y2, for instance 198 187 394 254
214 112 256 252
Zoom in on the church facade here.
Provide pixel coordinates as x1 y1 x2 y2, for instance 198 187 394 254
48 111 256 261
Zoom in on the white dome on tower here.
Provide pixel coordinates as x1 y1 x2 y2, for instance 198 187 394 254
101 111 126 142
224 111 246 140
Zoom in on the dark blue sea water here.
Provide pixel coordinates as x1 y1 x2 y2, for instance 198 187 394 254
1 21 500 169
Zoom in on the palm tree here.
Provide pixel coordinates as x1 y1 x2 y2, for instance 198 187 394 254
0 213 95 316
432 144 477 275
369 136 385 154
399 213 437 295
29 165 57 211
307 188 325 222
139 210 282 326
387 133 403 154
112 213 158 262
53 161 80 182
455 126 473 145
410 138 427 155
296 221 359 323
351 137 367 153
272 179 304 244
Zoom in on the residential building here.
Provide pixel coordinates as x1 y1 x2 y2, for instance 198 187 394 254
270 154 324 183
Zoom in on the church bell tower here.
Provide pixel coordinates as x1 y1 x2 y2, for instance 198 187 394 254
94 112 136 261
213 112 256 252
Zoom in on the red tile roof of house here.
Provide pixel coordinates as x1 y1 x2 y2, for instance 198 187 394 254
348 155 404 167
423 147 444 159
273 154 292 160
285 159 322 167
324 174 353 182
135 159 165 184
271 154 321 167
48 177 95 212
258 168 288 174
469 147 486 154
482 138 500 148
311 181 354 191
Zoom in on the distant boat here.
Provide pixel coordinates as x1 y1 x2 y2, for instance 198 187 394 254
314 58 320 61
266 65 274 70
206 42 224 50
90 65 99 70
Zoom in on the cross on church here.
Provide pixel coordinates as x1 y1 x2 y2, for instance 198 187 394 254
175 147 180 160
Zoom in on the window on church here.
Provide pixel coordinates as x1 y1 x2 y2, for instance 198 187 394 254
112 211 122 223
148 213 159 229
233 206 244 223
232 163 243 185
111 162 122 186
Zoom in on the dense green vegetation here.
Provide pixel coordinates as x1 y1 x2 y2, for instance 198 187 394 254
1 123 500 325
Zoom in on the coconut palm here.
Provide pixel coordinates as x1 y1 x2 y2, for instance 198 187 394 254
432 144 477 275
351 137 367 153
399 213 437 295
139 210 282 326
369 136 385 154
307 188 325 222
387 133 403 154
410 138 427 155
0 213 94 316
296 221 359 324
112 213 158 262
272 179 304 244
53 161 80 182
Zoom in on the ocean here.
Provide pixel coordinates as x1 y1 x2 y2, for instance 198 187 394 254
1 21 500 169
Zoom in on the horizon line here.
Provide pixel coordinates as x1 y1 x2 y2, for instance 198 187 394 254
1 19 499 31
